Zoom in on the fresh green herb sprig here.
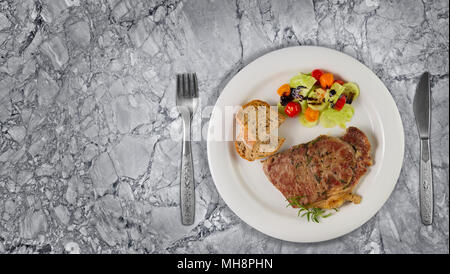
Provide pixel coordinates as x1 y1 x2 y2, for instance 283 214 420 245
286 196 337 223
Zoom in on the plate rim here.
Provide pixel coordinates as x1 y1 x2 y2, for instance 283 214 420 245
206 45 405 243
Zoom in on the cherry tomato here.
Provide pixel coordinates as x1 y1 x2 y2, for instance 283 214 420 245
277 84 291 96
319 73 334 89
334 79 345 85
285 101 301 117
304 107 320 122
334 95 346 111
311 69 324 81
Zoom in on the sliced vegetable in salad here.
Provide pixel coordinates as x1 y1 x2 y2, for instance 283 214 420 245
320 104 354 128
276 69 360 128
342 82 360 104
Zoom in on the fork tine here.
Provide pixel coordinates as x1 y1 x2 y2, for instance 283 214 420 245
180 74 185 97
188 73 194 98
193 73 198 97
183 74 189 97
176 74 182 98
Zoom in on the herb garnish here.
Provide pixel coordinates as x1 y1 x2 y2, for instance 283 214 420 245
286 196 335 223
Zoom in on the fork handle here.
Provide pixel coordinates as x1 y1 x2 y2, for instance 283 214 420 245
180 117 195 225
420 138 433 225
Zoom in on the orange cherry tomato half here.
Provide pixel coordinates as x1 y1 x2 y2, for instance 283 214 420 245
304 107 320 122
311 69 324 81
319 73 334 89
277 84 291 96
284 101 301 117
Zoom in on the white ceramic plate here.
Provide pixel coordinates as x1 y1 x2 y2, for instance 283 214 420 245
207 46 404 243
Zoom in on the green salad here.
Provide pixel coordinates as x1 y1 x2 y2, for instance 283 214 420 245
276 69 359 128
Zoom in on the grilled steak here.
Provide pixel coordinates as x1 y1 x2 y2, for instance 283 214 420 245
262 127 372 209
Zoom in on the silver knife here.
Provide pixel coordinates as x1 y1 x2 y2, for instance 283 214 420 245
413 72 433 225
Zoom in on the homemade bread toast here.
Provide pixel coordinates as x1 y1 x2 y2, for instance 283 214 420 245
235 132 285 161
235 100 286 161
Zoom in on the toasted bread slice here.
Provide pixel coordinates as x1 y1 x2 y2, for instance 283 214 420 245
235 99 286 147
234 99 286 161
236 100 286 131
235 133 285 161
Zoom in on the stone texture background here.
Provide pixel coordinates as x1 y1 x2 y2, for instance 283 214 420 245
0 0 448 254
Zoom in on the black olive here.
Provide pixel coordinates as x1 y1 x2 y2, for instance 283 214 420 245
280 94 293 106
346 93 354 104
329 89 336 96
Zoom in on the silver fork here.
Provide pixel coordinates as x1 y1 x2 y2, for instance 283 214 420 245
176 73 198 225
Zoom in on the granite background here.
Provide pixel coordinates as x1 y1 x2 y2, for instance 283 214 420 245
0 0 448 254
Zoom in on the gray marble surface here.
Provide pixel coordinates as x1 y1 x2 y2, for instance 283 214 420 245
0 0 448 254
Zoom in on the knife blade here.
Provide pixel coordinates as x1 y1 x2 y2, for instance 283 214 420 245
413 72 433 225
413 72 431 138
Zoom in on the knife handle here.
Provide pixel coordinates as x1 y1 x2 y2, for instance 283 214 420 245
419 138 433 225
